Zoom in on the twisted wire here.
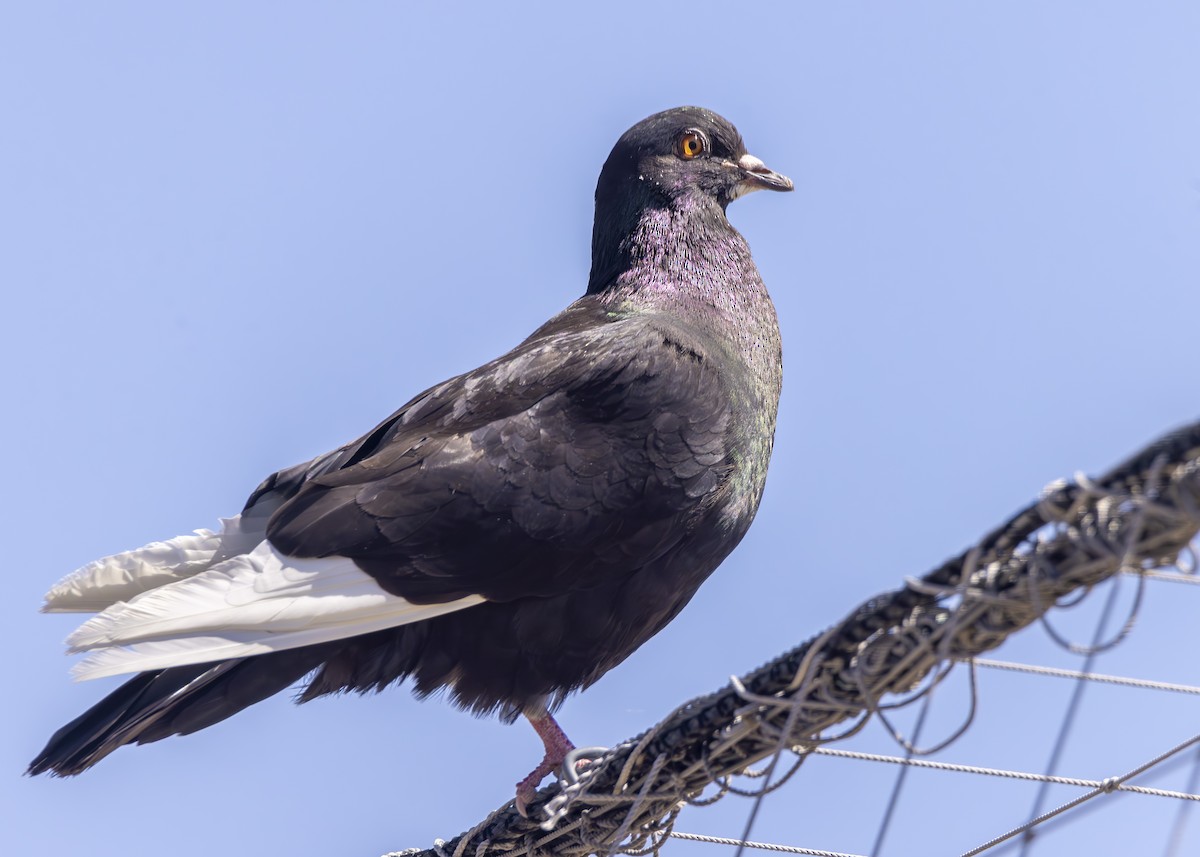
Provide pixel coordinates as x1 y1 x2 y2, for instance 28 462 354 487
969 658 1200 696
958 733 1200 857
666 832 866 857
397 420 1200 857
810 747 1200 802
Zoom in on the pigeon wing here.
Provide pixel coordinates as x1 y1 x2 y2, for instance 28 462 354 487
266 303 736 604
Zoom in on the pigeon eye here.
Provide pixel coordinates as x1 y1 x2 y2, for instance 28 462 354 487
677 131 706 160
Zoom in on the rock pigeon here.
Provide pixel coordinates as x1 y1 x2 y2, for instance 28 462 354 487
29 106 791 811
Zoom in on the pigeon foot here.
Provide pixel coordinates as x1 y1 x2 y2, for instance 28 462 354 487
515 708 577 817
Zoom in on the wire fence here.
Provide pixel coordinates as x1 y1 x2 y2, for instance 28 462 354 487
393 419 1200 857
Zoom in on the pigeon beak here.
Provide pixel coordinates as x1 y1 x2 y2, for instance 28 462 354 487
734 153 794 194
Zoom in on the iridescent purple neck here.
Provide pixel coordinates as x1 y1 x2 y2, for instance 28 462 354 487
599 196 763 323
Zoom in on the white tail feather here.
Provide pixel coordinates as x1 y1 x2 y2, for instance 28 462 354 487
65 541 483 680
41 514 269 613
44 529 221 613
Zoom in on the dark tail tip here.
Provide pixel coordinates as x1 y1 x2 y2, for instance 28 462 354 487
28 668 205 776
29 646 338 777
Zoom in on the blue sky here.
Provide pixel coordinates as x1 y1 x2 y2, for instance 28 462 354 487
4 4 1200 856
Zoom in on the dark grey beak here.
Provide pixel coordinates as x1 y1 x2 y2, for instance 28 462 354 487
736 153 794 193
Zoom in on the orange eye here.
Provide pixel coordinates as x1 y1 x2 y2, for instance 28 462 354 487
677 131 706 160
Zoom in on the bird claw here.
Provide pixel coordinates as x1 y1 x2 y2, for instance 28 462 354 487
514 756 557 817
514 745 610 818
514 783 537 819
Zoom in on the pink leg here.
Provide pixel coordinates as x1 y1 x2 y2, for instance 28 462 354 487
514 707 576 817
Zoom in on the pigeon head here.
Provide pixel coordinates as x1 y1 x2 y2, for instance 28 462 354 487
588 107 791 293
599 106 793 205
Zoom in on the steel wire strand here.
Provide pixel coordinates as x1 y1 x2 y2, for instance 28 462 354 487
394 420 1200 857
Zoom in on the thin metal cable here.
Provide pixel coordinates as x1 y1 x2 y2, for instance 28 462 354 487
731 748 784 857
657 737 1200 857
732 754 790 857
959 732 1200 857
1018 455 1167 855
667 832 866 857
968 658 1200 696
810 747 1200 801
1134 569 1200 585
1165 744 1200 856
730 639 828 857
398 422 1200 857
1016 571 1124 856
869 692 931 857
952 750 1200 857
606 752 668 857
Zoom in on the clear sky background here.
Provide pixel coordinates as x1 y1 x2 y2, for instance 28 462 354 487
4 4 1200 856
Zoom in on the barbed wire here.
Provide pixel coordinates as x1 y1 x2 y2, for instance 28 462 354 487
392 419 1200 857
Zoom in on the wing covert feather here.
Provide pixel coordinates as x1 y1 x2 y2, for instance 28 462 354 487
266 310 735 603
